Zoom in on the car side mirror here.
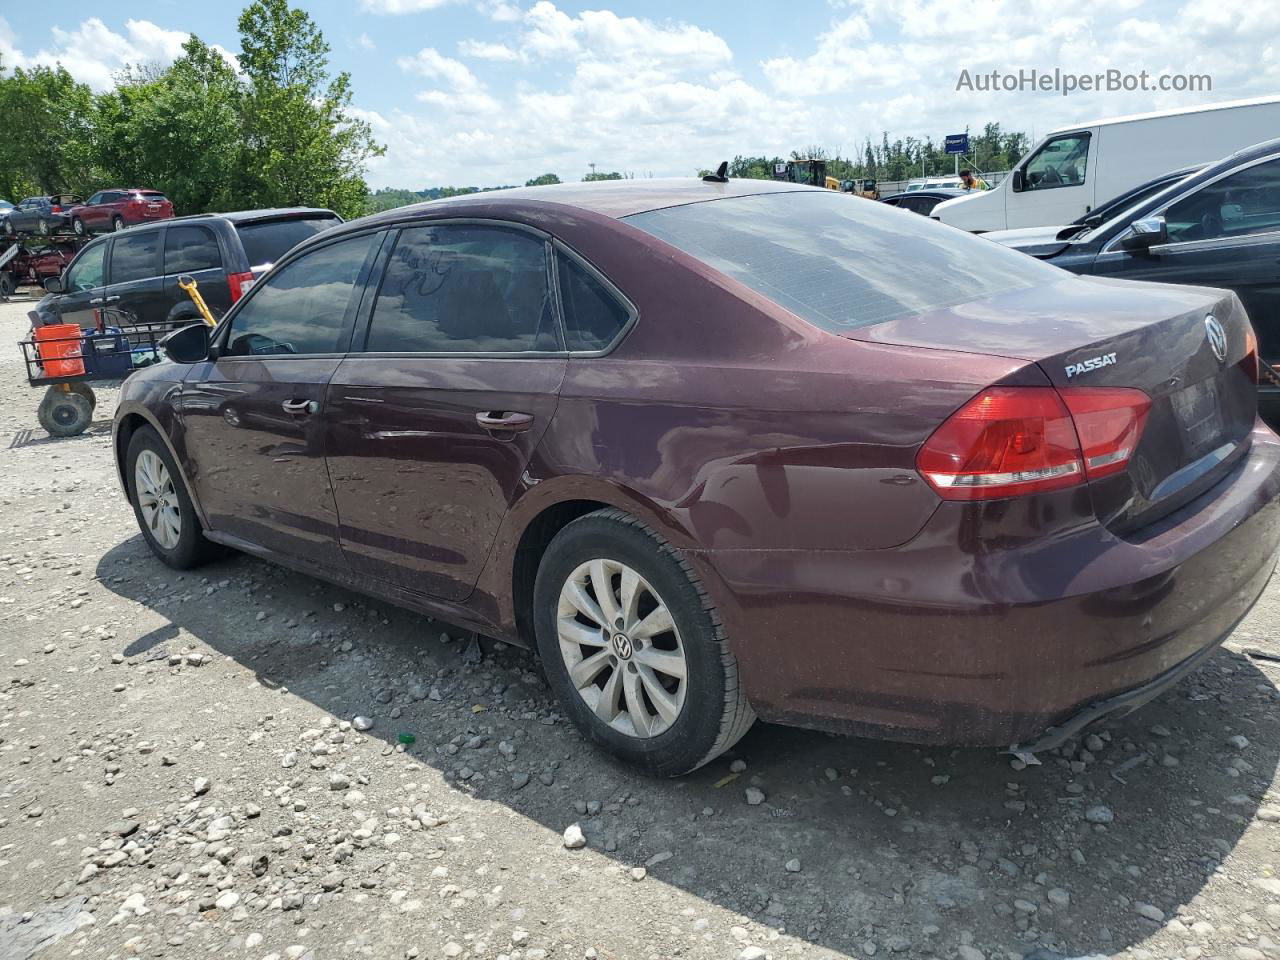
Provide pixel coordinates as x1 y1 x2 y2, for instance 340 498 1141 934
1120 215 1168 252
1011 170 1025 192
43 276 64 294
161 321 211 364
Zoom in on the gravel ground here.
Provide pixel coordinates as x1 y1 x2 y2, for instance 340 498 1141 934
4 295 1280 960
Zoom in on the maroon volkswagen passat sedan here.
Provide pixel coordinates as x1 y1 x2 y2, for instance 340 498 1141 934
113 177 1280 776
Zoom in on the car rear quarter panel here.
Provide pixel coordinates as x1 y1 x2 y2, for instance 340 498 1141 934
461 200 1034 645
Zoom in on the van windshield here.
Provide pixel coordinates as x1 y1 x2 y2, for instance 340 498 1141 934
625 191 1058 332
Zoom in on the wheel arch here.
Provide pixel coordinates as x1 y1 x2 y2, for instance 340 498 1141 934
113 405 210 529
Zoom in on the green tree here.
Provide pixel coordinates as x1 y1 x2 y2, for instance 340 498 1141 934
0 62 96 197
93 37 243 215
235 0 382 218
582 171 624 181
525 173 560 187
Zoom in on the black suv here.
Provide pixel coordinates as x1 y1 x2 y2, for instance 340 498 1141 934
37 208 342 329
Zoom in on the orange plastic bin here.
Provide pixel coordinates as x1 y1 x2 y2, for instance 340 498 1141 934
33 324 85 378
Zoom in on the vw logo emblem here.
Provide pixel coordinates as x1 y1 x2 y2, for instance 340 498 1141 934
1204 315 1227 364
610 632 634 660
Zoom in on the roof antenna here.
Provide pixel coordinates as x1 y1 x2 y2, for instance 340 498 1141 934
702 161 729 184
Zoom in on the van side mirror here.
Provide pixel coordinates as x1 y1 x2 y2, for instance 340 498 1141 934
161 321 211 364
43 276 64 294
1120 215 1168 252
1011 170 1024 192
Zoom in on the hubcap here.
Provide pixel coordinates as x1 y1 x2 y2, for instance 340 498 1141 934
135 449 182 550
556 558 688 738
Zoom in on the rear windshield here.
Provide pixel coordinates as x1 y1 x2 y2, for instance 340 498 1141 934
135 191 167 200
626 191 1057 331
235 216 342 268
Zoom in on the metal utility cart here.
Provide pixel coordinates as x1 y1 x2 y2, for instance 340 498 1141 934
18 307 169 437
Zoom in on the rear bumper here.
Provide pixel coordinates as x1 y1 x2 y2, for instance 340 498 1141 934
690 421 1280 747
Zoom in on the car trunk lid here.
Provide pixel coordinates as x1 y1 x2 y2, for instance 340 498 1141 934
854 275 1258 532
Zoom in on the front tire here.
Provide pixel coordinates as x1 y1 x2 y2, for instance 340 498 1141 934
126 426 221 569
533 509 754 777
37 218 49 236
72 217 85 236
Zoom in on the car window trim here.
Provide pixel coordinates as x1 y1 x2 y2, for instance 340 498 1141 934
549 238 639 357
106 228 163 286
351 217 570 359
212 226 389 361
1102 150 1280 255
1020 131 1092 194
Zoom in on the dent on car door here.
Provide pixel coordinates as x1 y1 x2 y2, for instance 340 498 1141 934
1095 155 1280 357
325 222 567 601
178 231 382 567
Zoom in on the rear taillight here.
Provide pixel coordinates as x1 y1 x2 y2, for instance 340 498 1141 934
227 271 255 303
50 204 61 213
917 385 1150 501
130 195 143 205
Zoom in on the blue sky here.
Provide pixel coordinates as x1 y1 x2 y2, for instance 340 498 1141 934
2 1 1276 188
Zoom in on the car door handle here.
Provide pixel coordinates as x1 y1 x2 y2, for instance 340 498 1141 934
104 295 120 303
282 399 319 415
475 411 534 432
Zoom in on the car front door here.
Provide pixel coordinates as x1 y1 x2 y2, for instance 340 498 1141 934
324 222 566 601
1093 155 1280 356
80 193 104 232
1007 132 1094 228
50 240 108 328
178 230 382 568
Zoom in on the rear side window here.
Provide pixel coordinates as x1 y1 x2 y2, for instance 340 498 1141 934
364 225 557 353
224 233 375 357
625 191 1057 332
109 231 160 285
165 225 221 273
236 216 342 269
556 250 631 351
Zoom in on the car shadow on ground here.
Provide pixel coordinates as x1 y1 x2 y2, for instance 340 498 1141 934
97 534 1280 959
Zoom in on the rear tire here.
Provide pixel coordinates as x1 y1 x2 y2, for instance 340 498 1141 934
126 426 222 569
112 215 125 232
533 508 754 777
37 388 92 437
0 272 14 298
37 218 49 236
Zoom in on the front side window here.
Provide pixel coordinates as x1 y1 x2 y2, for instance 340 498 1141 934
1163 157 1280 244
1023 133 1091 191
364 224 557 353
626 191 1057 332
65 243 106 291
86 192 103 205
165 225 222 274
224 233 376 357
110 232 160 285
556 250 631 351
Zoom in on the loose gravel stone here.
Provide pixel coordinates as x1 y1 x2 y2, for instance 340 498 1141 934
563 823 587 849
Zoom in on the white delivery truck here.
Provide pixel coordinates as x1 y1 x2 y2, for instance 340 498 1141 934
933 95 1280 232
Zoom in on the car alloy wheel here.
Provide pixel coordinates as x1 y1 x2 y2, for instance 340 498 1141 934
112 216 125 232
556 558 689 738
72 218 85 236
134 448 182 550
37 218 48 236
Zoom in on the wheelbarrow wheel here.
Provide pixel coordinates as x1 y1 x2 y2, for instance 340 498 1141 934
67 382 97 410
37 388 93 437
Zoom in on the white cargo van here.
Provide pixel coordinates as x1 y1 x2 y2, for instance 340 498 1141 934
933 95 1280 232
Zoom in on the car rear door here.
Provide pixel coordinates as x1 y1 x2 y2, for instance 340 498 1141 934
324 221 566 601
178 230 382 568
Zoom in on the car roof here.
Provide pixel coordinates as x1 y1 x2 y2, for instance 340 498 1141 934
115 207 341 233
359 177 824 223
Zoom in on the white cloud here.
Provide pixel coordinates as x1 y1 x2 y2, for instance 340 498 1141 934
0 15 194 90
458 39 519 61
356 32 376 51
359 0 463 12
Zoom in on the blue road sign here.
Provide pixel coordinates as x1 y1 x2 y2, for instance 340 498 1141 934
945 133 969 155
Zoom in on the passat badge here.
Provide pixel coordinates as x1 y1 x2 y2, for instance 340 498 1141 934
1064 352 1117 379
1205 315 1227 363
